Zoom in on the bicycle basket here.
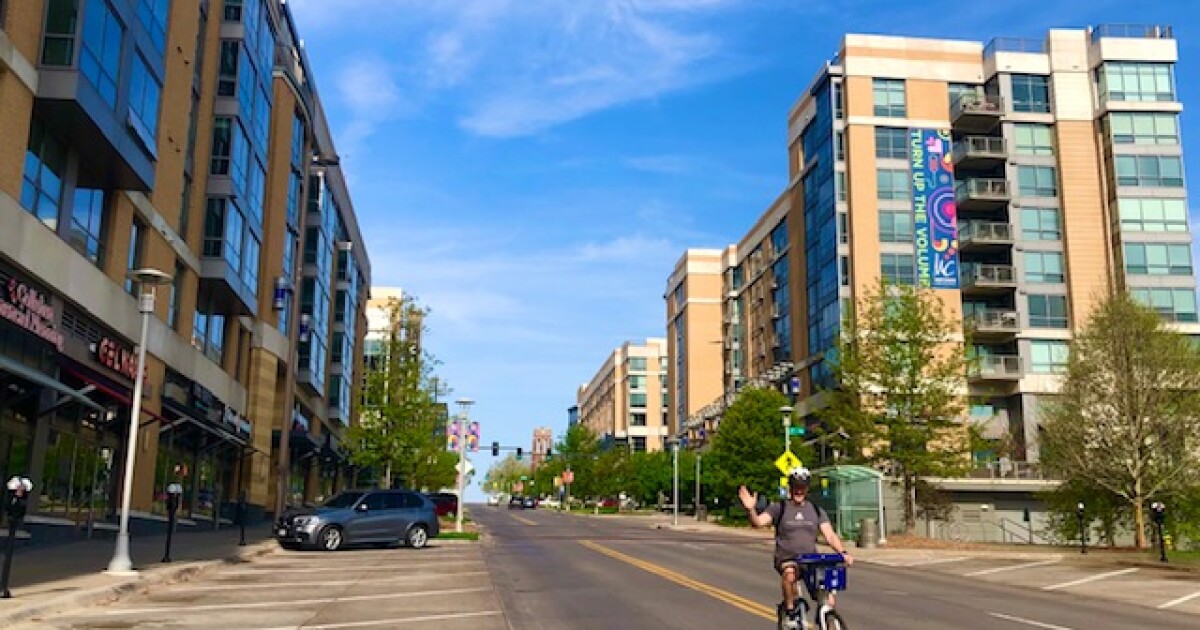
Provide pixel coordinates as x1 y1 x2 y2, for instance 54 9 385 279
822 566 848 591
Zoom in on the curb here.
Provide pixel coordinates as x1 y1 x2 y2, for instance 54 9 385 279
0 540 276 627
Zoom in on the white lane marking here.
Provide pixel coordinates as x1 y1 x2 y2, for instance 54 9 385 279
902 556 969 567
966 559 1061 576
175 571 490 591
1041 567 1139 591
260 610 504 630
988 612 1073 629
217 561 484 575
103 587 492 615
1158 588 1200 609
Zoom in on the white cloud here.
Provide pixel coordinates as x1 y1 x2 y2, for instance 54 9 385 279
289 0 747 138
332 56 412 161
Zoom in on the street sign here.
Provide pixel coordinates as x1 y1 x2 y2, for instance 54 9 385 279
553 476 562 488
514 482 524 493
775 451 802 475
520 475 528 481
779 476 788 489
562 470 575 484
788 426 805 437
456 460 475 476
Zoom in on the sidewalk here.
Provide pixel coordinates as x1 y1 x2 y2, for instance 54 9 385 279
0 524 277 627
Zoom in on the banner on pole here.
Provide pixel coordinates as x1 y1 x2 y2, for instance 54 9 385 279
909 128 960 289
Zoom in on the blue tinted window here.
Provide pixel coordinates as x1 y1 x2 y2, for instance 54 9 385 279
129 55 162 148
80 0 122 107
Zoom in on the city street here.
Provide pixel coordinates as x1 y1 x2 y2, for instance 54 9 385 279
476 507 1200 629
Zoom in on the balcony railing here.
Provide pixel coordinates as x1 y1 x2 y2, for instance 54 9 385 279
952 136 1007 164
966 309 1020 332
1091 24 1174 41
968 459 1051 480
955 179 1010 206
960 221 1014 246
984 37 1046 55
951 93 1004 120
962 263 1017 288
971 355 1022 378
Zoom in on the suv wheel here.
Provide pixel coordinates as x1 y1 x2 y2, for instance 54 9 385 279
406 524 429 549
318 525 343 551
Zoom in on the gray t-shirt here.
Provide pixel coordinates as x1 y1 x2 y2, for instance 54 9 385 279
764 499 829 563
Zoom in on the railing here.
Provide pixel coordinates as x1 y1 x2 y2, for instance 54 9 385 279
969 459 1048 480
985 37 1045 55
998 517 1055 545
966 309 1019 331
960 221 1013 244
955 178 1010 200
1091 24 1174 41
952 136 1007 162
951 93 1004 119
971 355 1022 377
962 263 1017 287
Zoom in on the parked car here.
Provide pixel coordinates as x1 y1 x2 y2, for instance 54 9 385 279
425 492 458 517
275 489 439 551
509 496 525 509
522 496 537 509
486 494 502 506
539 497 561 509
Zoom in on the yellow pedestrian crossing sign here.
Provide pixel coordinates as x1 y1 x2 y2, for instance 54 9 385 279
775 451 802 475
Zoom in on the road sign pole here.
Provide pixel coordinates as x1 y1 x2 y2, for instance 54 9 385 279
672 440 679 528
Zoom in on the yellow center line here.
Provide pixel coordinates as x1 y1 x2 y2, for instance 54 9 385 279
579 540 775 621
511 514 538 526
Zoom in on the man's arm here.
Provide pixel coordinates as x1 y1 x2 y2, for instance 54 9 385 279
818 522 855 565
738 486 775 528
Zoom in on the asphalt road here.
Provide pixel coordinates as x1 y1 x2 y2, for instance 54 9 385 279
474 506 1200 629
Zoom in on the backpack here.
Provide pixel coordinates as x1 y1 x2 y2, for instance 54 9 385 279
772 499 827 536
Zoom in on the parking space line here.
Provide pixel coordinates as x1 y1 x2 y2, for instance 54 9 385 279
217 561 484 575
102 586 493 616
966 559 1060 577
1041 568 1138 591
261 610 504 629
1157 588 1200 609
902 557 969 567
177 572 490 591
988 612 1073 629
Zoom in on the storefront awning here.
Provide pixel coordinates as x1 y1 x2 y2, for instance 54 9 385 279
161 398 248 449
0 355 105 414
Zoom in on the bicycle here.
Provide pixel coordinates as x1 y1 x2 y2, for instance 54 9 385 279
776 553 849 630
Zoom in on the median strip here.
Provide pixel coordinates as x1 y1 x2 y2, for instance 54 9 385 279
579 539 774 621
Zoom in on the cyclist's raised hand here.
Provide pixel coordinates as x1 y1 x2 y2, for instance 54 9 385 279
737 485 757 511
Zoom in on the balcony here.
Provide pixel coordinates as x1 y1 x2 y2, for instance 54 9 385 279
964 310 1020 339
955 178 1010 212
952 137 1007 170
961 264 1017 293
951 93 1003 133
969 355 1023 381
1091 24 1173 41
959 221 1014 251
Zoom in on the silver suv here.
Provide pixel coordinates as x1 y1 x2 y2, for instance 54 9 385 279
275 490 440 551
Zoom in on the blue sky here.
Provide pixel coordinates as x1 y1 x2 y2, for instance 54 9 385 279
289 0 1200 497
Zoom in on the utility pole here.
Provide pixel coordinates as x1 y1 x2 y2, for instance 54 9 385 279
694 452 702 521
781 406 793 454
454 399 474 533
671 439 680 527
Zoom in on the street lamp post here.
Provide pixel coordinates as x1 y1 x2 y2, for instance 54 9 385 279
107 268 173 575
454 398 474 534
1151 502 1167 563
1076 502 1087 555
671 438 680 527
780 406 793 454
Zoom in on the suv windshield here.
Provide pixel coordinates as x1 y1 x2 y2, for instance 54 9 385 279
323 492 364 509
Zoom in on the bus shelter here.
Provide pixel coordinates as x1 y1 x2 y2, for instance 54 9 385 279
811 465 885 543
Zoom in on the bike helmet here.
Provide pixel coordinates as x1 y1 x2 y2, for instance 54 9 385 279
787 467 812 490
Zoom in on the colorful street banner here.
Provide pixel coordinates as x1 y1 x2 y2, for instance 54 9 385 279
468 421 480 452
909 128 960 289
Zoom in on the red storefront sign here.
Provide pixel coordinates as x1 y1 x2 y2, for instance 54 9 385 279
1 278 64 350
95 336 142 381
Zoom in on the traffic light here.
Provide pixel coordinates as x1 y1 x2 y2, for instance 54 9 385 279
491 442 500 457
516 447 523 460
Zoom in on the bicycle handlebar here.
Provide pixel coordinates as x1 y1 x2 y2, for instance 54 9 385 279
795 553 846 565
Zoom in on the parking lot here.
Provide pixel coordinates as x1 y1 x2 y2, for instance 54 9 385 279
17 541 507 629
862 551 1200 614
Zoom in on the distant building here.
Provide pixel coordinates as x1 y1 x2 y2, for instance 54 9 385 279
567 405 580 429
531 427 553 468
577 339 669 452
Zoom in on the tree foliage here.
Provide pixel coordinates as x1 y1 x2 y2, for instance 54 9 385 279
820 281 974 533
1040 291 1200 548
706 387 814 502
347 293 456 491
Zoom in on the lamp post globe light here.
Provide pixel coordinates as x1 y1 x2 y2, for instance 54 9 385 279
107 268 173 575
454 398 474 534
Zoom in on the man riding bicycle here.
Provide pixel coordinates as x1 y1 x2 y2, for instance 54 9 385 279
739 467 853 630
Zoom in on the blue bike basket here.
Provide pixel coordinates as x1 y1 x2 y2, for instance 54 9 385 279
823 566 847 591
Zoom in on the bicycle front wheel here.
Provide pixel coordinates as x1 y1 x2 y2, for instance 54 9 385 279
819 609 848 630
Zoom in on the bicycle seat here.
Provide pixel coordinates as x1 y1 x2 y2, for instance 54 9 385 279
796 553 845 565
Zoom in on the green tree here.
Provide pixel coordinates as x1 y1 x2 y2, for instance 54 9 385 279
347 293 455 491
484 454 532 495
820 281 974 534
707 387 813 504
1040 480 1128 548
1040 291 1200 548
